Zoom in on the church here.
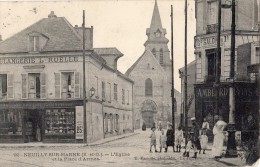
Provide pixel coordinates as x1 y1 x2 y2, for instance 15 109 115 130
126 0 180 129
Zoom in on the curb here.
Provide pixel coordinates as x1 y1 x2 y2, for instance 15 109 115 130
0 132 139 149
87 132 139 146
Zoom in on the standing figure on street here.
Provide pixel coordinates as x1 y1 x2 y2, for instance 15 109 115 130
149 127 158 153
211 115 227 159
159 129 167 152
199 129 208 154
184 117 201 158
183 134 192 157
165 124 175 152
175 126 184 152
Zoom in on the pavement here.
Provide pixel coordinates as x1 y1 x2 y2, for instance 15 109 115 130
0 129 250 167
0 131 139 148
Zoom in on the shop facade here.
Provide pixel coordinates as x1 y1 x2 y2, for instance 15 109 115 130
0 12 133 143
195 82 259 142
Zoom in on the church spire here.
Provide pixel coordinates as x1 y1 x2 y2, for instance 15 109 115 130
144 0 168 47
150 0 163 31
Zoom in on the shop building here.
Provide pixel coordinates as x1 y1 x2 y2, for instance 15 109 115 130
0 12 133 143
193 0 259 142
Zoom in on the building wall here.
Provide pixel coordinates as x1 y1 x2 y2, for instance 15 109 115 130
0 52 133 143
195 0 259 36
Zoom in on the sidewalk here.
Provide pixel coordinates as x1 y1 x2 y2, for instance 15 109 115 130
0 131 139 148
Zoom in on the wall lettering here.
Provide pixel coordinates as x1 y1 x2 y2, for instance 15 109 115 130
0 56 79 65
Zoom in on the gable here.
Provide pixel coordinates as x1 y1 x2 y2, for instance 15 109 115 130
127 49 166 78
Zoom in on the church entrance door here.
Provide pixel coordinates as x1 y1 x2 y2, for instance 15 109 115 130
141 99 157 128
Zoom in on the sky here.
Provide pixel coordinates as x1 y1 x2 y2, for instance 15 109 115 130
0 0 196 91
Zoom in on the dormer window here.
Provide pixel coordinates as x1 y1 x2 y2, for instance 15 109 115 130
29 36 40 52
28 31 48 53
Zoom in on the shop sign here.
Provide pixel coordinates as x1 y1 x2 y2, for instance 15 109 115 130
0 56 79 65
194 35 229 48
196 85 258 98
75 106 84 139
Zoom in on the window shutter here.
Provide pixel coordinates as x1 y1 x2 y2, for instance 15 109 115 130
74 72 80 98
40 73 46 99
70 73 75 98
0 76 2 99
7 74 14 99
21 73 28 99
55 73 61 99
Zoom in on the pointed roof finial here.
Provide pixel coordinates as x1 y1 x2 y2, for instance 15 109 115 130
150 0 162 31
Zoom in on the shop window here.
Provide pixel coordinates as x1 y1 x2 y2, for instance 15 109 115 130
0 110 22 135
102 81 106 101
45 109 75 135
114 84 118 101
145 78 153 96
122 89 125 104
159 48 163 65
0 74 7 99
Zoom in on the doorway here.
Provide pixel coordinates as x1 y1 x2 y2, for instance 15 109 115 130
24 110 43 142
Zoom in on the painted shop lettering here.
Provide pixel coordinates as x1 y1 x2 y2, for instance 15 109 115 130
0 56 78 64
196 87 257 97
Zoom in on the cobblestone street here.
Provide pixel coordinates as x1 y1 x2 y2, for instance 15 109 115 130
0 129 245 167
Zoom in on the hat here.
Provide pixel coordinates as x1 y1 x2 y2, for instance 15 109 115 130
190 117 196 121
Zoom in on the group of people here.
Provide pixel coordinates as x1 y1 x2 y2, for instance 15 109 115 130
149 123 182 153
149 115 228 159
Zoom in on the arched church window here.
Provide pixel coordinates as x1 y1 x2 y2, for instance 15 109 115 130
152 48 156 57
160 48 163 65
145 78 153 96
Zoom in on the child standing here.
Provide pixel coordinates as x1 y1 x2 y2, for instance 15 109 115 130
159 129 167 152
150 127 158 153
183 134 192 157
200 129 208 154
175 126 184 152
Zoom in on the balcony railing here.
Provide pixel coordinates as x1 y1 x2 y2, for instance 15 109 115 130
206 24 218 34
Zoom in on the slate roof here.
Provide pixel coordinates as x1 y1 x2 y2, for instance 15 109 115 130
179 60 196 73
94 47 123 56
0 14 89 53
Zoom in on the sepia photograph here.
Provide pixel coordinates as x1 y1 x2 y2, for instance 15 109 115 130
0 0 259 166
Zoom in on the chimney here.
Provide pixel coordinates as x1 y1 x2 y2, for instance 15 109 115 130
48 11 57 18
75 25 78 28
0 35 2 42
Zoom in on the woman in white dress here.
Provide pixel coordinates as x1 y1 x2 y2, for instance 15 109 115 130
211 116 227 159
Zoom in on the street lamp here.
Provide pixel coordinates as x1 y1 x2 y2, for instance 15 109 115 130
222 0 238 158
89 87 95 98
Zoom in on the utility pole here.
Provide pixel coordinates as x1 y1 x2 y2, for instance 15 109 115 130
225 0 238 157
82 10 87 144
170 5 175 141
184 0 188 145
215 0 222 116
